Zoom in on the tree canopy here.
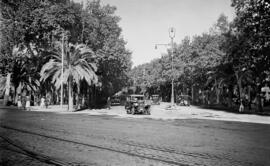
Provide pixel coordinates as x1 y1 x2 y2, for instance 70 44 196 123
130 0 270 111
0 0 132 108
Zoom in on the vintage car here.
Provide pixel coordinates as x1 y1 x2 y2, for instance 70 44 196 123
125 94 151 115
176 95 191 106
111 96 121 106
151 94 161 105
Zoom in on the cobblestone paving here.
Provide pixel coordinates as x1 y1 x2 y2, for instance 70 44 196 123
0 108 270 166
0 142 51 166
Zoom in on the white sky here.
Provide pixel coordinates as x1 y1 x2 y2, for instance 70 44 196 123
77 0 235 67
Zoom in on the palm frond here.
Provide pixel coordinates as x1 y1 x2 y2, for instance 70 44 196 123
40 42 98 90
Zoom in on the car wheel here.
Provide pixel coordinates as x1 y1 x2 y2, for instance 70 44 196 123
131 107 135 115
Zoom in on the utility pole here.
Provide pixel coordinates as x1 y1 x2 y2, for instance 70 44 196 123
155 27 176 109
61 32 64 108
169 27 175 107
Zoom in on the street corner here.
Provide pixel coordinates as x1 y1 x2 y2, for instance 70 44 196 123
71 104 270 124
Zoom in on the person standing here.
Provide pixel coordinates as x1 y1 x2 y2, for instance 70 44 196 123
239 99 244 113
17 95 22 109
26 95 31 111
40 96 45 108
45 96 49 109
22 95 26 110
107 97 111 110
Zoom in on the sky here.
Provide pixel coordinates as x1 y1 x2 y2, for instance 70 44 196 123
77 0 235 67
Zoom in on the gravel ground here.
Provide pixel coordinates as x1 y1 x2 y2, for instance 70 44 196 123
30 103 270 124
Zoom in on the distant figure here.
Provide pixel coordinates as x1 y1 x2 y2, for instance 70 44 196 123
107 97 111 110
266 92 270 102
26 95 31 111
40 96 45 108
82 97 85 107
22 95 26 110
17 95 22 109
261 94 264 108
239 99 244 113
45 96 49 109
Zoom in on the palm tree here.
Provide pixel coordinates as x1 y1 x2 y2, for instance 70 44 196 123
12 47 41 96
40 42 98 111
1 45 41 105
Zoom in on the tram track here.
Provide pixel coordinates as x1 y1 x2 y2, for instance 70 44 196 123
0 125 191 166
0 135 72 166
0 124 247 166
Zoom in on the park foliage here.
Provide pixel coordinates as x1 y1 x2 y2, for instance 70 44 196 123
0 0 269 112
129 0 270 111
0 0 132 110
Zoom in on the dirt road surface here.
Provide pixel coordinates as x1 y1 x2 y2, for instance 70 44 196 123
0 107 270 166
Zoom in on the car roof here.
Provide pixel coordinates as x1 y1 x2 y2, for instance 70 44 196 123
129 94 144 97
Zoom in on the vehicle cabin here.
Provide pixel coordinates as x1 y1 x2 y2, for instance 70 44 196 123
111 96 121 105
151 94 160 105
128 94 144 101
176 95 191 106
125 94 150 115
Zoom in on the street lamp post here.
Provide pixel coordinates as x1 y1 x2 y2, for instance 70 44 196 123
155 27 176 108
169 27 175 107
61 32 65 108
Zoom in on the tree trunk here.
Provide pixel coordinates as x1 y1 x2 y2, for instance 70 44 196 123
237 79 244 112
76 83 80 109
256 85 263 112
215 79 220 104
257 95 263 112
88 86 91 108
235 72 242 99
228 90 232 108
216 89 220 104
238 80 243 99
68 78 73 111
191 85 194 104
3 73 11 106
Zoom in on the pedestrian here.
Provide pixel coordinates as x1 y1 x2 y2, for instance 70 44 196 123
17 94 22 109
239 99 244 113
40 96 45 108
22 95 26 110
45 96 49 109
107 97 111 110
26 95 31 111
266 92 270 102
82 97 85 108
261 93 264 108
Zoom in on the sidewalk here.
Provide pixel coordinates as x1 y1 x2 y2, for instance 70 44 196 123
1 101 270 124
55 103 270 124
31 105 68 112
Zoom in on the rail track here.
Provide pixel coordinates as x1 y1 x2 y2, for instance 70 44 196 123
0 135 71 166
0 125 245 166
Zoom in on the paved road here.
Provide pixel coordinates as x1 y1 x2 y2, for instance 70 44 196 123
0 107 270 166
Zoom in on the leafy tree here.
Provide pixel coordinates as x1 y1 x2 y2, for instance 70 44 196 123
0 0 84 104
1 0 131 108
130 15 230 104
228 0 270 111
82 0 132 104
40 42 98 111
